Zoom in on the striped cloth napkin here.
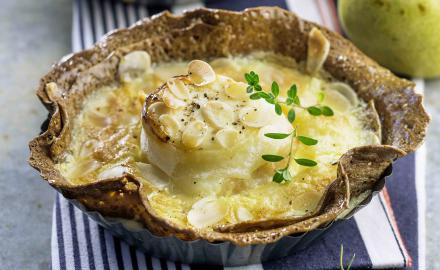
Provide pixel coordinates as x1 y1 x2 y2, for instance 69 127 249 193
51 0 426 269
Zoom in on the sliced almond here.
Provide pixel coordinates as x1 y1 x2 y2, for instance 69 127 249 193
68 159 100 179
158 114 181 139
118 51 151 82
78 139 101 158
236 207 253 222
290 191 322 213
135 162 169 189
187 60 216 86
365 130 381 145
46 82 61 100
324 89 352 113
239 105 272 128
187 197 227 228
166 78 190 100
201 101 235 129
306 28 330 74
147 102 170 118
326 82 358 106
97 165 127 180
162 89 186 109
87 110 112 127
215 129 239 148
182 120 208 148
225 81 248 100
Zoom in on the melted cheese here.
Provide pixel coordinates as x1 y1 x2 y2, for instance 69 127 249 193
56 52 379 230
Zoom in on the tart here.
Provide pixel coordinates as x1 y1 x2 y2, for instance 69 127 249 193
29 7 429 246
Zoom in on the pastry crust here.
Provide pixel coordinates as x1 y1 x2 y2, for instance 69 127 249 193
29 7 429 245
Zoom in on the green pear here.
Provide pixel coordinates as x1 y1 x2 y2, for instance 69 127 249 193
338 0 440 78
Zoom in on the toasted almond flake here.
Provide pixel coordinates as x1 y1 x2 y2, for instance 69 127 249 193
187 60 216 86
366 131 381 145
236 207 253 222
323 89 352 113
147 102 170 118
215 129 239 148
46 82 61 100
159 114 181 139
326 82 358 106
239 105 271 128
118 51 151 82
306 28 330 74
97 165 127 180
225 81 248 100
182 120 208 148
290 191 322 212
166 78 190 100
135 162 169 189
69 159 100 179
210 58 240 70
87 110 112 127
201 101 235 129
78 139 101 158
187 197 227 228
162 89 186 109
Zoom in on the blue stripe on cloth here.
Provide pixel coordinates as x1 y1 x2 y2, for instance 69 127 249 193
386 153 418 269
82 214 96 269
145 255 153 270
98 224 111 270
55 196 66 270
129 246 140 270
205 0 288 11
76 0 86 50
113 237 125 270
98 0 109 34
262 219 372 270
68 203 82 269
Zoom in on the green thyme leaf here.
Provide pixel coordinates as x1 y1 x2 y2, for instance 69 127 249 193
275 103 282 115
287 108 296 123
322 106 334 116
246 86 253 93
264 133 291 139
256 92 270 99
293 95 301 105
250 71 259 83
307 106 322 116
265 97 276 104
271 81 280 97
286 97 294 105
272 172 284 183
282 169 292 181
244 73 252 84
249 93 261 100
297 136 318 146
294 158 318 167
318 92 325 103
254 84 262 91
288 84 297 98
262 155 284 162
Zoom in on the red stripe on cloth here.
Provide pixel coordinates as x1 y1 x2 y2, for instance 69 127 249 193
381 187 413 267
327 0 342 34
316 0 329 28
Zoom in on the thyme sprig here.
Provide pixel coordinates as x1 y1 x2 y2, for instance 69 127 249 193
244 71 334 183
